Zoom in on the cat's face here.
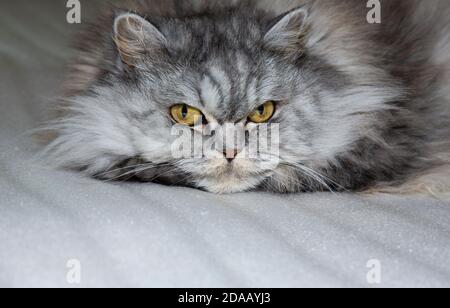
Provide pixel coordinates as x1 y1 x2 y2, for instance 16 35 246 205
49 6 402 193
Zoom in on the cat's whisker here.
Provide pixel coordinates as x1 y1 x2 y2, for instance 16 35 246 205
96 163 156 178
101 162 165 182
264 159 330 192
268 169 312 192
169 173 195 187
300 166 347 192
145 166 187 183
293 166 333 192
99 161 173 178
284 162 347 193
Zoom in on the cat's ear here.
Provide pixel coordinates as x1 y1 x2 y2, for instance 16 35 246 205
113 13 167 67
264 7 309 54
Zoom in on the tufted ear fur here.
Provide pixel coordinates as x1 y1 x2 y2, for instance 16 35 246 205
113 13 167 67
264 7 310 55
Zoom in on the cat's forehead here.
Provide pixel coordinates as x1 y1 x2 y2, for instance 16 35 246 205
197 59 251 121
161 12 266 54
151 12 280 122
182 51 280 122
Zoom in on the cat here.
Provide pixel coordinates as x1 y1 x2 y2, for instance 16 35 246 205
41 0 450 194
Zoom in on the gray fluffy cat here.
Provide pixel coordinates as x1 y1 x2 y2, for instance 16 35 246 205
42 0 450 194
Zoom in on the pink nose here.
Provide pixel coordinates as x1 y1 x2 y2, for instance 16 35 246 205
223 149 239 162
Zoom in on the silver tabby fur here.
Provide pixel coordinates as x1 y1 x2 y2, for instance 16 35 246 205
42 0 450 194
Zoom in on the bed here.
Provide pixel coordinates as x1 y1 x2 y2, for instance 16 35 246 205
0 0 449 288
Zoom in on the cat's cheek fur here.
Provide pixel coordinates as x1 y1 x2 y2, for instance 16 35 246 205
41 95 138 176
136 130 177 164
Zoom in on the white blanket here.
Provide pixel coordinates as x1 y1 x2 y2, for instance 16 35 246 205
0 0 449 288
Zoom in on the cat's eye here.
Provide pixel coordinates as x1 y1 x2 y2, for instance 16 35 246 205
170 104 203 126
248 101 276 123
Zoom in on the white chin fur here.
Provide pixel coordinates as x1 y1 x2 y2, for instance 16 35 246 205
196 176 262 194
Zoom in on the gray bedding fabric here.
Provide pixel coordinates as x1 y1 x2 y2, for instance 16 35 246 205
0 0 449 288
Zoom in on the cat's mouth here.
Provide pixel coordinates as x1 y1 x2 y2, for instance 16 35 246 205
185 158 274 193
170 154 279 193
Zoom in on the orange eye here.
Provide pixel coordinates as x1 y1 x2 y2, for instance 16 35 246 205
248 101 276 123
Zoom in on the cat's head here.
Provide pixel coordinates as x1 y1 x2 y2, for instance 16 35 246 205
45 5 404 193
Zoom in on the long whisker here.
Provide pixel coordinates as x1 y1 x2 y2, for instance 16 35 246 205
146 166 187 183
284 162 347 192
96 162 158 178
292 164 334 192
169 173 195 187
268 168 311 192
102 162 170 182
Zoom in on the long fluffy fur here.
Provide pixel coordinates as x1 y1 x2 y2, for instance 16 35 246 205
42 0 450 194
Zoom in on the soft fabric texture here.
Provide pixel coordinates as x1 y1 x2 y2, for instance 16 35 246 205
0 0 449 287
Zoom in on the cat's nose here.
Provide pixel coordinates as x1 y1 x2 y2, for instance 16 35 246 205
223 149 240 163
